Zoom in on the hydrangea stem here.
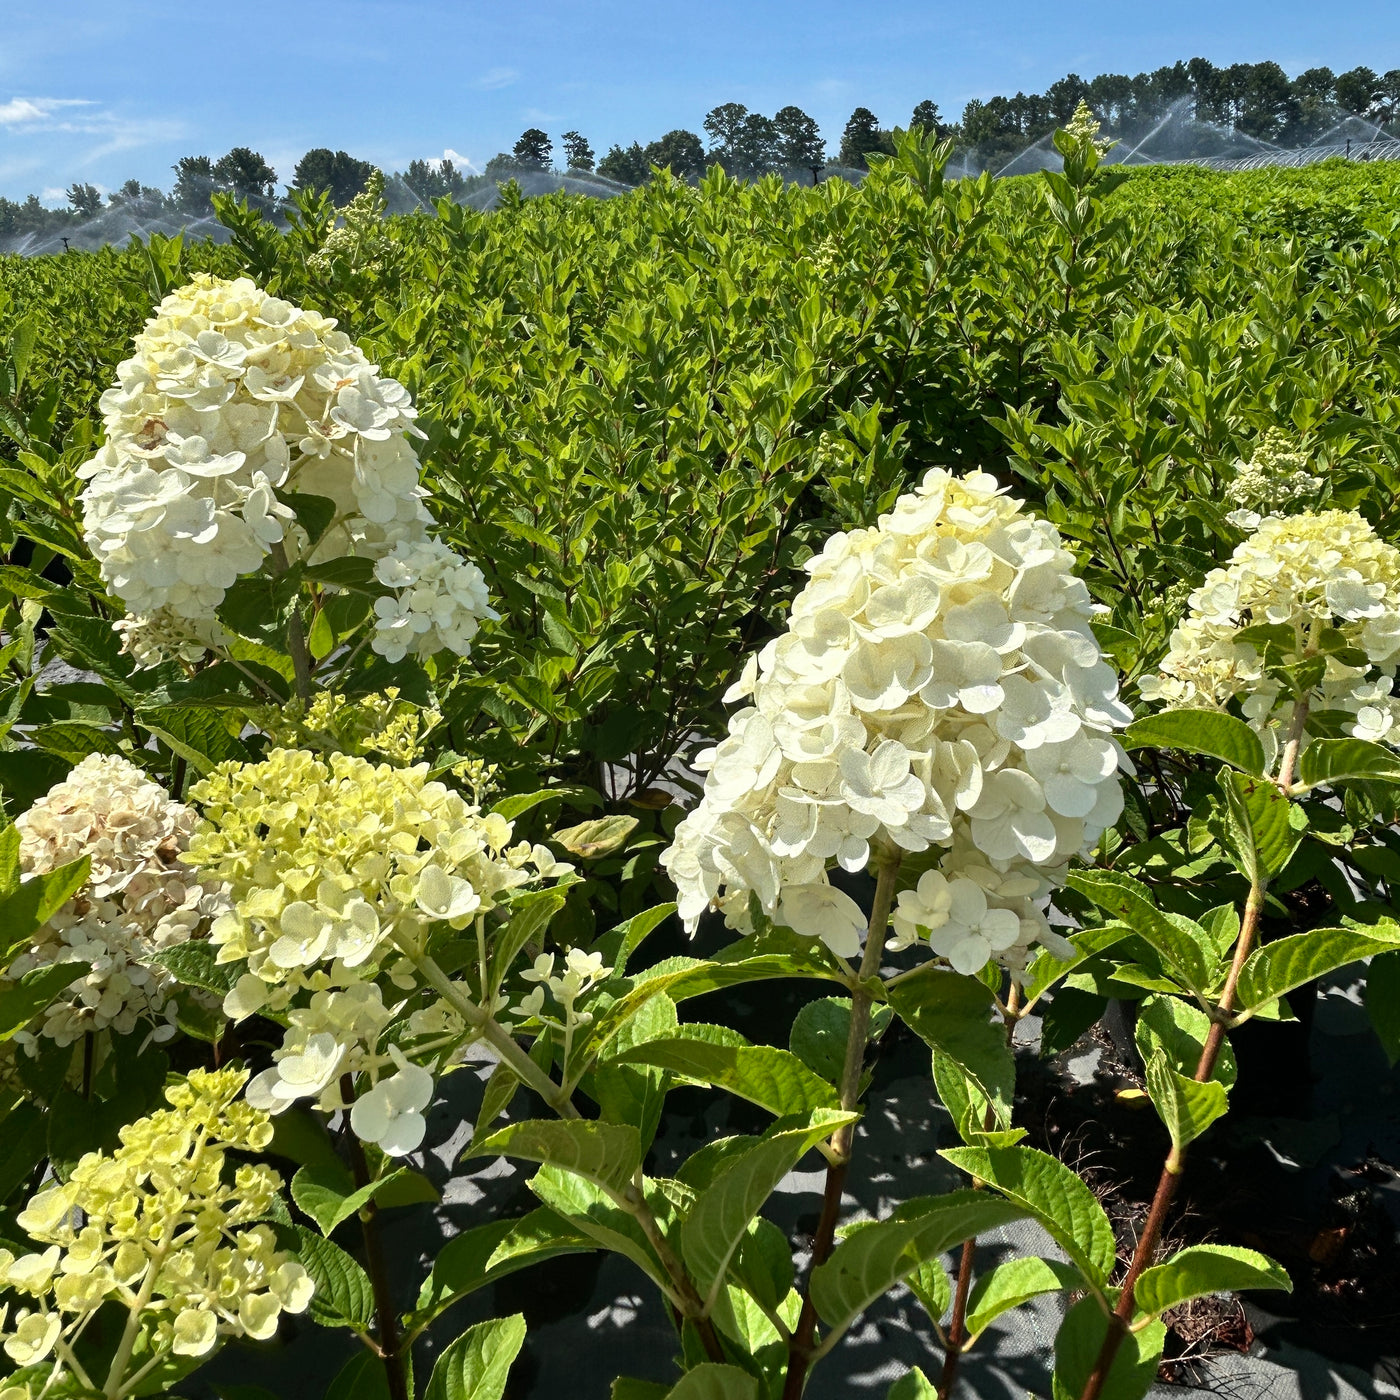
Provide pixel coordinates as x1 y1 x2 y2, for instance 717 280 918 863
937 982 1022 1400
1078 697 1310 1400
781 853 901 1400
340 1074 411 1400
269 541 313 704
389 936 724 1359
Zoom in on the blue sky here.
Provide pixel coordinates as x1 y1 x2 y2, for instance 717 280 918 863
2 0 1396 202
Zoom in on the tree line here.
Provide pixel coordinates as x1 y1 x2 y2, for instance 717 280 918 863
4 56 1399 244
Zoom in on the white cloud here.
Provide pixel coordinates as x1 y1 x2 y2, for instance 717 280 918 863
442 148 479 172
0 96 91 125
473 66 518 91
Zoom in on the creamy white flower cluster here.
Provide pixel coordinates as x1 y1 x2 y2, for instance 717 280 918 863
1223 430 1324 531
1142 509 1400 762
78 274 490 665
10 755 222 1048
0 1069 311 1387
372 538 498 663
183 749 558 1154
661 468 1130 975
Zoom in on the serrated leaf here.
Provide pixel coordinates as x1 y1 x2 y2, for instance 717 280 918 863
663 1364 758 1400
1123 711 1264 775
1215 769 1306 885
142 705 251 774
292 1225 375 1331
1297 737 1400 791
424 1313 526 1400
469 1118 641 1193
1234 926 1398 1015
527 1164 667 1287
682 1109 854 1303
966 1257 1080 1340
931 1048 1024 1148
489 885 568 990
595 902 676 974
1134 1244 1291 1317
1052 1296 1164 1400
1135 994 1236 1087
471 1062 520 1146
790 997 892 1085
941 1145 1116 1287
612 1036 838 1116
149 940 241 995
728 1216 793 1312
292 1163 428 1236
886 967 1013 1113
1367 949 1400 1066
412 1208 595 1324
810 1190 1026 1335
1065 870 1213 993
1144 1051 1229 1151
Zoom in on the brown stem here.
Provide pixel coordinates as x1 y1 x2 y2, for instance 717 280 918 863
340 1074 411 1400
1079 698 1310 1400
938 982 1023 1399
782 855 901 1400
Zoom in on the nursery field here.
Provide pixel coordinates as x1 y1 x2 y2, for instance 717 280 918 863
1 130 1399 1400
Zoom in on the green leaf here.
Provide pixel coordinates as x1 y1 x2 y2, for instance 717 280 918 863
527 1164 667 1287
931 1048 1023 1148
0 963 89 1039
1234 926 1398 1016
1297 737 1400 790
940 1146 1117 1288
0 1102 48 1203
1367 949 1400 1066
966 1257 1080 1340
1134 1244 1291 1317
1052 1297 1165 1400
413 1208 595 1323
790 997 892 1085
1135 994 1236 1087
595 902 676 974
682 1108 854 1303
810 1191 1026 1336
324 1351 391 1400
490 785 604 823
424 1313 527 1400
292 1225 375 1331
292 1163 429 1236
1144 1051 1229 1151
554 814 639 858
1215 769 1306 885
1065 870 1213 993
142 705 251 774
280 492 338 548
662 1364 758 1400
0 855 89 957
490 885 569 990
268 1106 345 1175
886 967 1013 1112
612 1036 838 1116
728 1216 794 1312
471 1062 520 1145
469 1118 641 1194
1123 711 1264 775
886 1369 937 1400
149 940 241 995
304 556 386 595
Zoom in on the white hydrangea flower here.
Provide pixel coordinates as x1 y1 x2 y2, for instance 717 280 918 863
662 467 1130 973
371 538 500 663
1143 509 1400 768
350 1046 434 1156
79 274 492 662
9 755 224 1048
